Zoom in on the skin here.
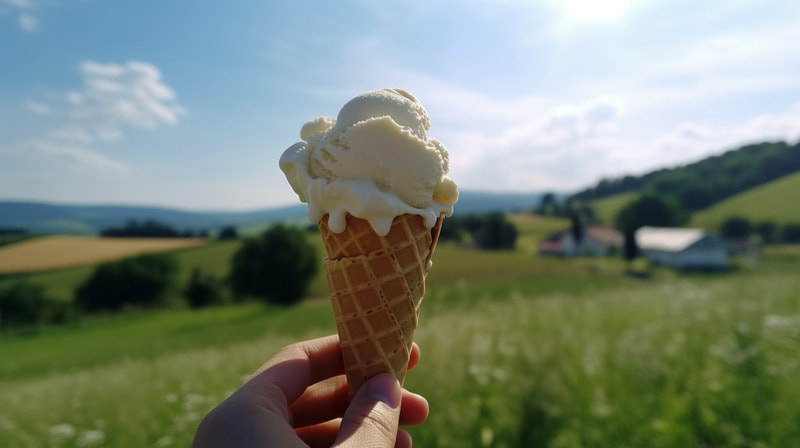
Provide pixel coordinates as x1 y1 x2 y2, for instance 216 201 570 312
193 335 429 448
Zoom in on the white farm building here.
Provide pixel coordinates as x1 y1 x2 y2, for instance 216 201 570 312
635 226 729 270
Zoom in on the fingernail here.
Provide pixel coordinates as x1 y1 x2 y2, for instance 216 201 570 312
366 374 402 408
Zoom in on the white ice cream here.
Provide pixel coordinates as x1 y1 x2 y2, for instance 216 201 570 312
280 88 458 235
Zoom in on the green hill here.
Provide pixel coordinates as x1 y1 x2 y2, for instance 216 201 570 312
691 171 800 230
573 141 800 213
588 192 638 226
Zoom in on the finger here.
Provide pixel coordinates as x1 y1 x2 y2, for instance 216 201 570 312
395 428 412 448
290 340 422 428
290 375 349 427
247 335 344 407
292 378 428 430
332 374 402 448
408 342 421 371
296 419 341 448
399 390 429 427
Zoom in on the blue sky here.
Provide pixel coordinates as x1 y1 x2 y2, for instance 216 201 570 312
2 0 799 210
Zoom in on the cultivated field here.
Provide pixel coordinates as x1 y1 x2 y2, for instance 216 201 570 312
1 226 799 447
0 236 208 274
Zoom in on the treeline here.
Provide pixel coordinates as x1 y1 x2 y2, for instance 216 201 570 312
720 216 800 243
573 141 800 211
0 225 314 330
101 219 209 238
439 212 518 250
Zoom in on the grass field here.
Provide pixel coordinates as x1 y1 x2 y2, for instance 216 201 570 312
0 236 208 274
691 171 800 230
1 255 798 447
587 192 637 226
2 219 800 447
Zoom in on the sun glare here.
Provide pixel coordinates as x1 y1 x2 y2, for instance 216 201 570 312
564 0 627 22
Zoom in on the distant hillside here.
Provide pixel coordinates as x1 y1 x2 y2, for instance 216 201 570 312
0 191 548 235
588 192 638 226
573 141 800 212
0 202 307 236
690 171 800 230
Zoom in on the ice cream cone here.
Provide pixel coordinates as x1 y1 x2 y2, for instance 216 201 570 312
320 213 443 395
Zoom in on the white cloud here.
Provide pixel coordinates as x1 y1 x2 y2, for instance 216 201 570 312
23 100 53 115
435 80 800 194
8 60 185 176
67 61 185 138
596 102 800 179
18 12 37 32
1 0 39 32
442 95 626 192
654 104 800 161
21 139 128 175
1 0 33 8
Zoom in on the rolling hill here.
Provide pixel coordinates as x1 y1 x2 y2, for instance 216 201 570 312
0 191 549 236
573 140 800 214
690 171 800 230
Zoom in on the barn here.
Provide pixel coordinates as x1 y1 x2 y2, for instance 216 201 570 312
635 226 729 270
539 225 623 257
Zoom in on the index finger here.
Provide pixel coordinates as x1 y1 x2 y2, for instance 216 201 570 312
248 335 345 406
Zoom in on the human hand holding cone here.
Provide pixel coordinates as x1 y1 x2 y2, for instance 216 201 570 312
280 88 457 396
320 213 444 395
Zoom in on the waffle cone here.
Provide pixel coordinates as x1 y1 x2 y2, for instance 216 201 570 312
320 213 443 395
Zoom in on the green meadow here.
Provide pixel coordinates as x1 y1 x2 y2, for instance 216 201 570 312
1 227 799 447
587 192 638 226
691 172 800 230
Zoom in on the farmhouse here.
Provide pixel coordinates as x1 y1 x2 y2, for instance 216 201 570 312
538 225 623 257
635 226 728 270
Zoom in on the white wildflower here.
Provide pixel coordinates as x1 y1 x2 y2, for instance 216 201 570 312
183 393 207 411
49 423 76 441
0 416 17 431
76 429 105 447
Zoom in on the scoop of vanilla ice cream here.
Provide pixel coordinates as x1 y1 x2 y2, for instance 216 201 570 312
308 89 451 209
280 88 457 235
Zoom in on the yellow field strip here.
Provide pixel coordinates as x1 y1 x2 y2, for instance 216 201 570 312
0 236 208 273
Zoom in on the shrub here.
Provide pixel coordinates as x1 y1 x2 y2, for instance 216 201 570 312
75 254 178 312
184 269 226 309
218 225 238 240
754 221 777 244
720 216 752 240
0 281 48 329
439 213 518 250
0 281 73 329
472 213 518 250
228 224 318 305
780 223 800 243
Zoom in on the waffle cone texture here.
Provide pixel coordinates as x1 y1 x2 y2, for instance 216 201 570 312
320 213 443 396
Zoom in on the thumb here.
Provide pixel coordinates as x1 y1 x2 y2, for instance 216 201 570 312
333 374 403 447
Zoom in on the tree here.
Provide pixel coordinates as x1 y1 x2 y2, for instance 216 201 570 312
615 192 689 233
720 216 752 240
0 282 47 329
570 210 584 247
228 225 318 305
615 192 688 262
75 254 178 312
184 269 226 309
218 225 238 240
755 221 777 244
472 213 518 250
781 224 800 243
622 229 638 263
536 193 560 216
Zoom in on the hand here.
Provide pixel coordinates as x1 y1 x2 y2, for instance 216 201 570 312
192 335 429 448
